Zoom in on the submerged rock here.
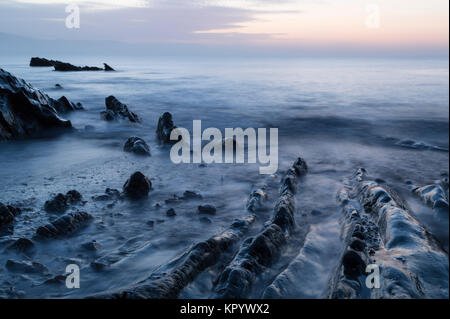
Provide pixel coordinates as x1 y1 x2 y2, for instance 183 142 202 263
6 238 35 255
0 203 21 228
35 211 93 238
156 112 177 144
123 172 151 199
123 136 150 156
0 68 74 140
53 96 84 114
44 190 82 213
101 96 140 123
198 205 216 215
6 259 48 274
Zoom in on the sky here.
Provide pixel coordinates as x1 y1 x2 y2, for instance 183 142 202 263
0 0 448 56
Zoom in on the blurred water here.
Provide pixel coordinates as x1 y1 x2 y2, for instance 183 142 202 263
0 56 448 298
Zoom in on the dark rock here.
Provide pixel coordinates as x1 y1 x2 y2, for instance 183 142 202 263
44 190 82 213
35 211 93 238
6 260 48 274
123 172 151 199
53 61 103 72
183 190 202 199
350 238 366 251
104 63 115 71
123 136 150 156
6 238 35 254
55 84 63 89
101 96 140 123
81 240 100 251
342 250 366 279
156 112 177 144
147 220 155 227
92 188 120 202
0 68 74 140
90 261 107 271
53 96 84 114
198 205 216 215
166 208 176 217
0 203 17 227
30 57 58 67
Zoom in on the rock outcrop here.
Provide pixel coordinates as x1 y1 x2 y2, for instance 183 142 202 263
101 96 140 123
0 203 21 228
35 211 93 238
123 136 150 156
29 57 58 67
30 57 116 72
0 68 77 140
212 158 308 298
327 168 449 299
44 190 83 214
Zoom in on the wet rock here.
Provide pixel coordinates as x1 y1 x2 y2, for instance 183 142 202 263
6 260 48 274
81 240 101 251
44 190 82 213
350 238 366 252
35 211 93 238
101 96 140 123
146 220 155 227
53 61 103 72
6 238 35 254
55 84 63 89
43 274 67 285
342 250 366 278
53 96 84 114
123 136 151 156
156 112 177 144
92 188 120 201
183 190 202 200
166 208 176 217
0 203 21 227
89 184 269 299
123 172 151 199
104 63 115 71
90 261 108 272
198 205 216 215
0 68 74 140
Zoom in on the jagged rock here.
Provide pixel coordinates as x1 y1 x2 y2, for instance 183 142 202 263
0 203 21 227
81 240 101 251
101 96 140 123
0 68 74 140
55 84 63 89
213 157 308 299
88 185 268 299
198 205 216 215
156 112 177 144
5 259 48 274
410 179 449 212
123 172 151 199
183 190 202 199
53 61 103 72
44 190 82 213
123 136 150 156
92 188 121 201
104 63 115 71
30 57 58 67
35 211 93 238
53 96 84 114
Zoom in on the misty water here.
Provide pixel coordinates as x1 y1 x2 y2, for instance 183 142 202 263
0 56 448 298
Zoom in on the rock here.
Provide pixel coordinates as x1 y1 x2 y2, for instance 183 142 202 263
123 172 151 199
147 220 155 227
0 203 21 227
197 205 216 215
123 136 151 156
81 240 101 251
183 190 202 199
199 217 212 224
92 188 120 201
101 96 140 123
0 68 74 140
166 208 176 217
156 112 177 144
55 84 63 89
53 61 103 72
6 238 35 254
53 96 84 114
104 63 115 71
35 211 93 238
44 190 82 213
30 57 58 67
5 260 48 274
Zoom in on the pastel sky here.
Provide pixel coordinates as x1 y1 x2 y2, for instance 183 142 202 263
0 0 448 56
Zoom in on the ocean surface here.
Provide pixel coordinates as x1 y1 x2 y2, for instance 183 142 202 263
0 56 448 298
